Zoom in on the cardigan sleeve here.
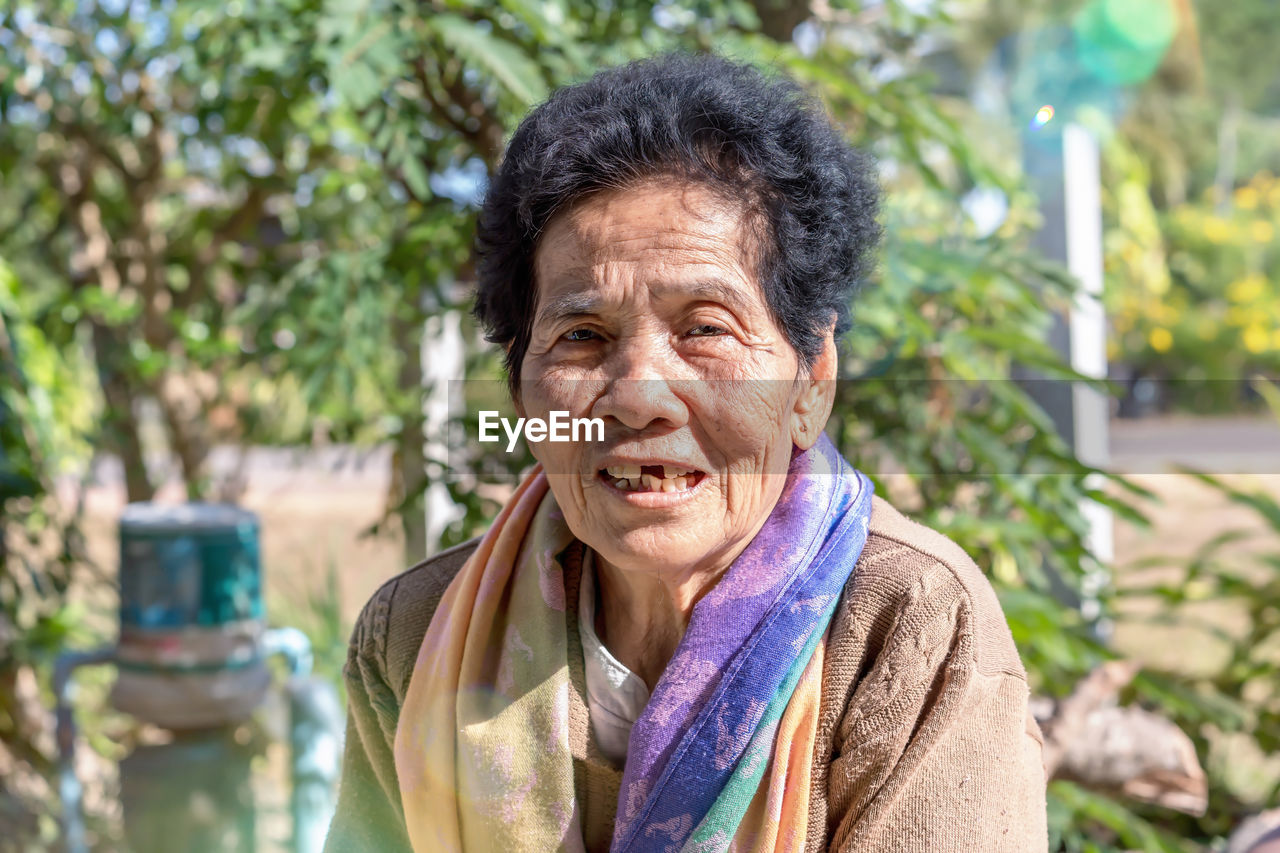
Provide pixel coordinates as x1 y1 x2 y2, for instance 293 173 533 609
323 588 414 853
824 557 1048 852
324 540 477 853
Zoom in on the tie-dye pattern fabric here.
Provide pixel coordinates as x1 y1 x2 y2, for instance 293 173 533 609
395 435 873 852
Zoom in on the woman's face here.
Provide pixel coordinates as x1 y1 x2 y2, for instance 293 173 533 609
519 179 836 582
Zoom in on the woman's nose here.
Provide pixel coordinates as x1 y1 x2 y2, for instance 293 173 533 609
592 333 689 432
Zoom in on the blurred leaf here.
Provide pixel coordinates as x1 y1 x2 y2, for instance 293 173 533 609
427 14 548 106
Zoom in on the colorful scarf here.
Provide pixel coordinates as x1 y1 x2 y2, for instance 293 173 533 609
395 435 873 852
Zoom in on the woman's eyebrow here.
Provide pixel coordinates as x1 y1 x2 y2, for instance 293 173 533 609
534 291 602 328
678 279 752 312
534 279 752 328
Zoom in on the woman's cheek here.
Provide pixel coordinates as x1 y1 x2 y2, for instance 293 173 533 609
705 385 793 465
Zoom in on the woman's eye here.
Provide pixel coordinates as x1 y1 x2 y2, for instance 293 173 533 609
563 328 599 342
687 324 727 337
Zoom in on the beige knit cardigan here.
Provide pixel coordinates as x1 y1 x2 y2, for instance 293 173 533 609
324 495 1049 852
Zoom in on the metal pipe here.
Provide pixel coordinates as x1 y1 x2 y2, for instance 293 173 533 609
263 626 313 679
285 676 343 853
53 648 116 853
264 627 342 853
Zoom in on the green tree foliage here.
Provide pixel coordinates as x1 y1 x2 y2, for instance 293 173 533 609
0 0 373 502
0 258 89 845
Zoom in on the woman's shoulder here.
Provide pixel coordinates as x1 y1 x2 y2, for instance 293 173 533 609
344 497 1025 696
824 497 1047 849
345 537 480 700
842 494 1026 680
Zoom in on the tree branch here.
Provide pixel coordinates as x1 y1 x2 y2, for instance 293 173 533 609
749 0 811 41
413 57 497 164
435 55 505 166
1037 661 1208 816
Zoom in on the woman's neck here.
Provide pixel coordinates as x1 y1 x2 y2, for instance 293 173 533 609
591 555 727 691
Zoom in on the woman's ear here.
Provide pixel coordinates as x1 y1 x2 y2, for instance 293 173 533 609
790 328 837 450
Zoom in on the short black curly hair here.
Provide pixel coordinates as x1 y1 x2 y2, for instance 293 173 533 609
473 52 881 389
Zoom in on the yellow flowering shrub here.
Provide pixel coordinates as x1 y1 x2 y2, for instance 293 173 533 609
1103 165 1280 411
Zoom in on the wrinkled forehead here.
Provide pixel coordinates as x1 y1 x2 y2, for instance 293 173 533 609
540 179 749 250
531 180 765 314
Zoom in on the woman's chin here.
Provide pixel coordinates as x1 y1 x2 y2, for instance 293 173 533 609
593 537 719 580
577 494 729 574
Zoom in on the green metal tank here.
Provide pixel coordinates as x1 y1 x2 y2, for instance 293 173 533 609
110 503 270 730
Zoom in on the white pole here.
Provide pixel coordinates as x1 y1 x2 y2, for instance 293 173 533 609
1063 123 1114 624
422 309 464 557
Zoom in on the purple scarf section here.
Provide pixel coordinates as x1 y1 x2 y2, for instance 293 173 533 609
612 434 870 846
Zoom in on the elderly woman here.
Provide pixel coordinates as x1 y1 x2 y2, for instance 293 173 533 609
325 54 1047 852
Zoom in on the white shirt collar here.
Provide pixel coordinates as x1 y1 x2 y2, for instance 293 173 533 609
579 549 650 765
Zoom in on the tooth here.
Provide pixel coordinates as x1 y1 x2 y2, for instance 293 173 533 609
662 465 678 479
674 477 686 490
614 478 629 490
628 477 640 490
639 474 655 491
625 465 641 479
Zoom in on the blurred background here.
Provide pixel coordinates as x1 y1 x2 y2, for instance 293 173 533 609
2 0 1279 850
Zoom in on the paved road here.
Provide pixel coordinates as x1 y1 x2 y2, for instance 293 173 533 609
1109 415 1280 474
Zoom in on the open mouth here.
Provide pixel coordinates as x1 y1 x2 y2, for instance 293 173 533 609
598 464 706 493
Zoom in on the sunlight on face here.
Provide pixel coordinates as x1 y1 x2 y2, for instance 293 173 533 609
519 179 835 583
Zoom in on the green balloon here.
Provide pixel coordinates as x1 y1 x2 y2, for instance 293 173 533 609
1072 0 1178 85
